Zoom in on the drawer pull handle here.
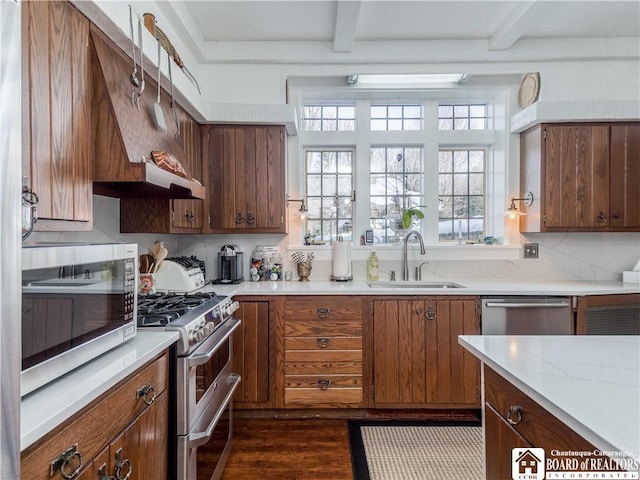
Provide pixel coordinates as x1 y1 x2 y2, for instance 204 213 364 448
317 307 331 318
50 444 83 480
317 379 331 390
507 405 523 426
136 383 156 405
114 448 132 480
97 463 113 480
426 306 436 320
317 337 330 348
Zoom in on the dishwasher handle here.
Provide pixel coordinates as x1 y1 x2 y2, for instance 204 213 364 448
484 301 569 309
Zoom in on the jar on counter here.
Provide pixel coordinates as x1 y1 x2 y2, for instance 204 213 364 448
269 253 282 281
250 246 266 282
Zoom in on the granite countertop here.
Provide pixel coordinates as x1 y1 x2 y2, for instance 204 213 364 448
205 279 640 297
20 331 179 451
459 335 640 463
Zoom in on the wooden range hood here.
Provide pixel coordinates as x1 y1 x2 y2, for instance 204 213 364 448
90 26 204 199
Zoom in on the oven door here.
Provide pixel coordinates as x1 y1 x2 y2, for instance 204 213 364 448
178 373 241 480
176 317 241 435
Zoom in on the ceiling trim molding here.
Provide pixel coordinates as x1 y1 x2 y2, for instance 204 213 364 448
489 1 548 51
333 0 362 53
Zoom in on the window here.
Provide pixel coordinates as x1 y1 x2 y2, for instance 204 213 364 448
370 147 423 243
305 150 354 242
438 149 485 242
371 104 423 131
439 104 487 130
303 104 355 131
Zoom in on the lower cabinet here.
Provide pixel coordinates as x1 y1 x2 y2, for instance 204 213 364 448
283 296 366 408
371 297 480 408
21 351 169 480
484 366 598 479
232 298 272 408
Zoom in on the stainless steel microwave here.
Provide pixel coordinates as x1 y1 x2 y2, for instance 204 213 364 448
21 243 138 396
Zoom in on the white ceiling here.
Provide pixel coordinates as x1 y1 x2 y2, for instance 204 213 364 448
157 0 640 64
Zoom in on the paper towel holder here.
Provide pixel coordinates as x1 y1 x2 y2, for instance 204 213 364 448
330 236 353 282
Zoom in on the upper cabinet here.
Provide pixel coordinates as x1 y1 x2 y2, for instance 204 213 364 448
22 1 93 231
204 125 287 233
520 122 640 232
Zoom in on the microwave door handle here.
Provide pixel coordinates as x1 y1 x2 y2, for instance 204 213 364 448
188 318 242 368
188 374 241 449
483 302 569 308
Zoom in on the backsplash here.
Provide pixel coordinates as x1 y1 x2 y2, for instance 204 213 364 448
29 195 640 283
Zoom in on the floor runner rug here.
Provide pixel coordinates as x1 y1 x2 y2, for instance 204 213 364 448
348 419 483 480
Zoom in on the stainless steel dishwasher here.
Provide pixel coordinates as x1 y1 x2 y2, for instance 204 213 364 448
481 297 573 335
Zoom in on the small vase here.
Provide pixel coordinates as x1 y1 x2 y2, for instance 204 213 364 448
297 262 312 281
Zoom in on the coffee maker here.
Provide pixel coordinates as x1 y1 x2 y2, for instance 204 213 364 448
215 245 244 284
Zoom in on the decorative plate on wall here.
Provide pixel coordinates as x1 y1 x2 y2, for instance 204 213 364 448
518 72 541 108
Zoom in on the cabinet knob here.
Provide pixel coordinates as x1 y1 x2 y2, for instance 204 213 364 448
185 211 195 223
50 444 84 480
317 337 330 348
317 379 331 390
415 309 423 316
316 307 331 318
136 383 156 405
612 213 620 219
247 211 256 225
426 306 436 320
598 211 607 223
507 405 523 426
235 212 245 224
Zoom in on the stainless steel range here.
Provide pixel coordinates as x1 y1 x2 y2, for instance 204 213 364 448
137 291 241 480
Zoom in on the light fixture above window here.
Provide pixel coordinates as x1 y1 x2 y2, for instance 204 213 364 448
505 192 534 219
346 73 469 86
287 195 309 220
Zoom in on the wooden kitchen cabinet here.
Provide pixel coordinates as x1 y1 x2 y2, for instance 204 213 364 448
204 125 287 233
371 297 480 408
22 0 93 231
283 297 367 407
575 293 640 335
21 351 169 480
520 122 640 232
484 366 599 479
233 298 272 408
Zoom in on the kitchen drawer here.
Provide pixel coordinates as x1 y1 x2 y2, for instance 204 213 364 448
285 298 363 321
285 386 363 406
285 320 362 337
484 367 595 452
21 352 168 480
285 336 362 351
285 374 362 389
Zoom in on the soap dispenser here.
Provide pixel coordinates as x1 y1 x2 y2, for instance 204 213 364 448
367 251 379 282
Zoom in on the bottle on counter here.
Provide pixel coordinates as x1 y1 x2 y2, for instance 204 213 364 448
367 251 379 282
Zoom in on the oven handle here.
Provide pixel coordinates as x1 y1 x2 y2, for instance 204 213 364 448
188 318 242 368
484 302 569 308
188 373 241 449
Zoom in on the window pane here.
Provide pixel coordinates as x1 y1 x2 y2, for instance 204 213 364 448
439 174 453 196
371 119 386 130
439 118 453 130
388 106 403 118
307 151 322 173
439 103 488 130
388 119 402 130
304 119 320 131
370 104 423 131
439 105 453 117
439 151 453 172
454 118 469 130
322 175 336 196
454 105 469 117
469 151 484 171
324 106 337 118
303 103 355 131
322 119 337 131
469 173 484 195
371 106 387 118
405 105 421 118
307 175 322 195
322 151 337 173
404 119 421 130
469 105 486 117
338 120 355 130
470 118 486 130
337 175 352 195
454 151 468 172
453 174 468 195
338 106 355 118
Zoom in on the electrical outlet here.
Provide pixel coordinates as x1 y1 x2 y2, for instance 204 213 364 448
524 243 539 258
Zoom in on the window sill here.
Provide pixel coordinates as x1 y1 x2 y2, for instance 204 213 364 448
286 244 521 261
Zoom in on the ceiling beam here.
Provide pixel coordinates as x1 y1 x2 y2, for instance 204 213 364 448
489 1 548 51
333 0 362 53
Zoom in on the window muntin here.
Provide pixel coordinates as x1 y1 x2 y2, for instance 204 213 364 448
370 146 423 243
370 104 423 131
438 104 487 130
438 149 485 242
305 150 353 242
303 104 355 131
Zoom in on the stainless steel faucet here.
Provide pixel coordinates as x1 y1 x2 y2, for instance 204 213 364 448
402 230 426 281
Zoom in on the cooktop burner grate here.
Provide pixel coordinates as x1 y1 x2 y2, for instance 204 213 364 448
137 291 226 327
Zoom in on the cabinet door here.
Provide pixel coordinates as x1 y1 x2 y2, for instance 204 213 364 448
206 125 286 232
372 298 480 408
485 404 533 480
22 1 92 230
172 114 203 230
233 301 270 406
610 124 640 229
543 124 610 229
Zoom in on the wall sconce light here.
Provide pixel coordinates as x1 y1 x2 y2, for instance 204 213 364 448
505 192 534 219
287 195 309 219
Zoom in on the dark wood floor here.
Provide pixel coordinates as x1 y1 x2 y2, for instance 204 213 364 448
221 418 353 480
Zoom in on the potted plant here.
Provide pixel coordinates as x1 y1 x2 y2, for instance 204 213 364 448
401 206 425 229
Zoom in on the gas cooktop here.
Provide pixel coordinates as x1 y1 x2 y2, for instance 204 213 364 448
137 292 227 327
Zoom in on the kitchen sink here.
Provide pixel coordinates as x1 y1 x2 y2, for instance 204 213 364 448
367 281 465 289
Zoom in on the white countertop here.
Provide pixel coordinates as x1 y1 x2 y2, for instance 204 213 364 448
20 330 179 451
459 335 640 463
206 279 640 297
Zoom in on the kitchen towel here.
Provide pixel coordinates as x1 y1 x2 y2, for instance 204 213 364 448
332 239 352 280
